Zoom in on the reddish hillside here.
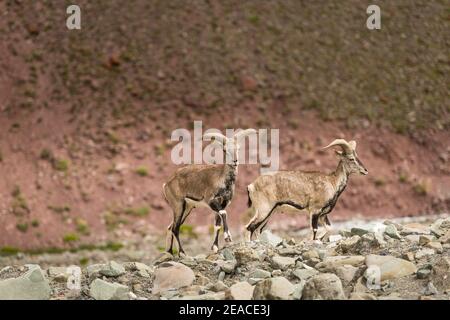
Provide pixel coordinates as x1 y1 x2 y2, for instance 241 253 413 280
0 0 448 250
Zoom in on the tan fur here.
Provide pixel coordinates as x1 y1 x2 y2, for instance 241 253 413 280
163 129 256 255
245 139 368 241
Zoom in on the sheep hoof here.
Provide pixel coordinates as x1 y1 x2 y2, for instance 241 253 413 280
211 245 219 253
224 232 233 243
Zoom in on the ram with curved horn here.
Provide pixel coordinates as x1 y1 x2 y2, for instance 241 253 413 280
245 138 368 241
163 128 257 255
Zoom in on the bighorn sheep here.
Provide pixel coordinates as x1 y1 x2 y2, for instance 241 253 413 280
245 139 368 241
163 129 256 255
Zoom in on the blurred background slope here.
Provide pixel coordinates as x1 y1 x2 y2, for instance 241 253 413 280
0 0 448 251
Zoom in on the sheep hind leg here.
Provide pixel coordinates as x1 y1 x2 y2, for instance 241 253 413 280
246 205 274 241
318 215 332 241
211 212 222 253
165 222 174 255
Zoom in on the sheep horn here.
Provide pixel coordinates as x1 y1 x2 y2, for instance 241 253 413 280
323 139 354 154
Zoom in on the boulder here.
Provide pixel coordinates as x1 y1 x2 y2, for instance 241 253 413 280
89 279 130 300
86 264 104 277
384 224 401 240
271 256 296 270
301 249 320 260
217 260 237 274
234 246 260 265
415 248 435 260
430 218 450 238
292 268 319 282
365 254 417 281
419 235 434 245
152 262 195 294
302 273 346 300
425 241 443 253
0 266 51 300
315 255 365 272
339 236 361 253
248 268 271 279
99 261 126 277
351 227 371 237
401 223 430 235
291 281 306 300
225 281 254 300
335 265 359 286
253 277 294 300
431 256 450 291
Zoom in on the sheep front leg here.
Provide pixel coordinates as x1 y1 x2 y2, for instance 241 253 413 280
211 212 222 253
219 210 232 242
310 212 320 240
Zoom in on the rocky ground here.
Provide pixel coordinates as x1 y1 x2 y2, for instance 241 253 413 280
0 215 449 300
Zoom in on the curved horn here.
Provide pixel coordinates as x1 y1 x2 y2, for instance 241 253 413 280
234 129 257 142
323 139 354 154
203 132 229 145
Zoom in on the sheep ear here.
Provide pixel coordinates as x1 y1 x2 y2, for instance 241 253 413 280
335 150 343 156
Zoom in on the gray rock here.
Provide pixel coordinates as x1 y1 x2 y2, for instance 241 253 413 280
217 260 237 274
365 254 417 281
271 256 296 270
225 281 254 300
415 248 435 260
339 235 361 253
384 224 401 240
0 265 51 300
277 247 300 256
351 227 371 237
152 262 195 294
419 235 434 245
271 269 283 277
425 241 443 253
221 248 235 261
248 268 271 279
416 267 431 279
208 281 228 292
431 256 450 291
234 246 260 265
423 282 438 296
253 277 294 300
335 265 359 286
292 268 319 281
259 230 283 247
302 273 346 300
405 235 421 243
328 234 343 242
218 271 226 281
430 218 450 238
401 223 431 236
100 261 126 277
86 264 104 277
291 281 306 300
302 249 320 260
89 279 130 300
315 255 365 272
